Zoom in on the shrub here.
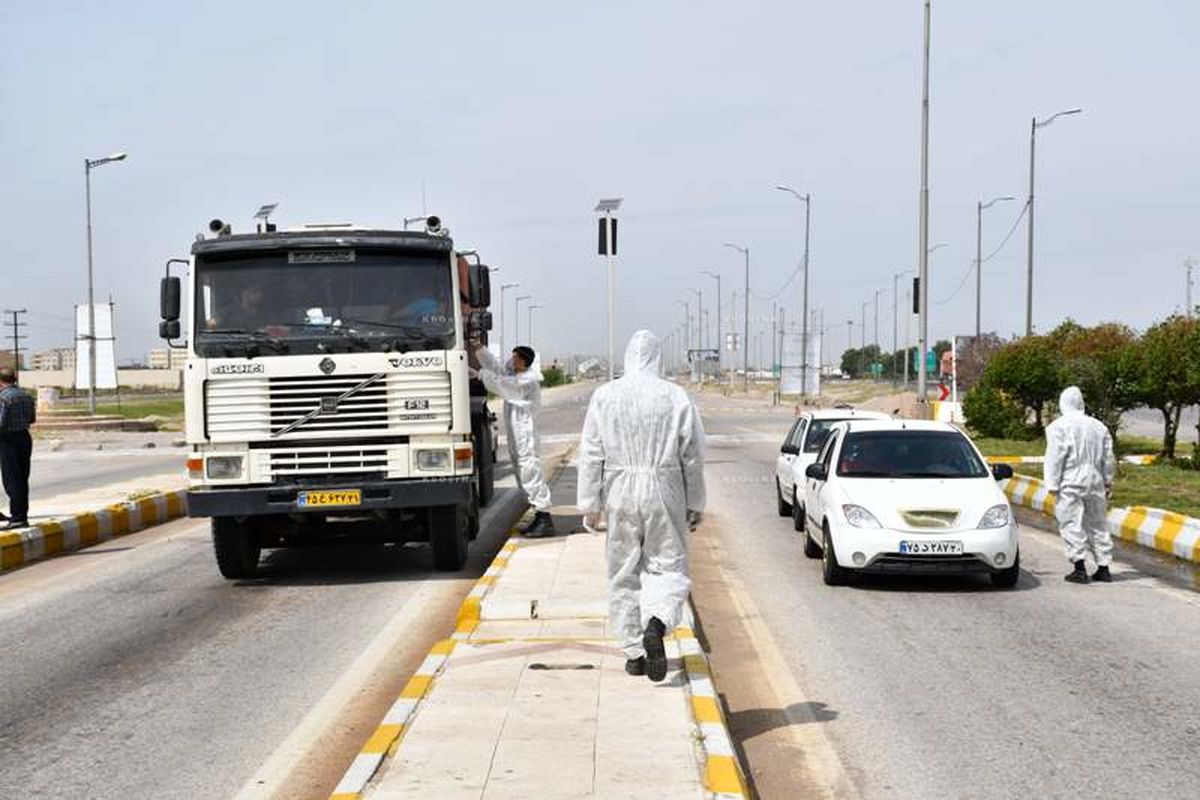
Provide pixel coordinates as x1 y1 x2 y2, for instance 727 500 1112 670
963 382 1031 439
542 365 568 387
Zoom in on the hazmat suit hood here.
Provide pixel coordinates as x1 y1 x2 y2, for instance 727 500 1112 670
1059 386 1085 417
622 330 662 378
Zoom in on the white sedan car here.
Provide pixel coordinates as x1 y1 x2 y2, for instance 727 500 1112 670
775 408 891 524
800 420 1019 588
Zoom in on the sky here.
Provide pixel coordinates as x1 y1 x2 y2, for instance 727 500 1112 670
2 1 1197 367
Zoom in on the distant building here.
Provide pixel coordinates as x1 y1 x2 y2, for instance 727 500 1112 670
0 351 17 370
147 347 188 369
30 347 75 372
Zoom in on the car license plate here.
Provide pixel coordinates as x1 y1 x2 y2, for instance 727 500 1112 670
297 489 362 508
899 540 963 555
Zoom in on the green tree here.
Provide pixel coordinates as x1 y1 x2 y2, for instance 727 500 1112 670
963 381 1030 439
1134 315 1200 458
980 335 1064 433
1049 321 1141 444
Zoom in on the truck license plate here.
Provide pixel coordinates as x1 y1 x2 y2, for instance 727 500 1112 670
297 490 362 508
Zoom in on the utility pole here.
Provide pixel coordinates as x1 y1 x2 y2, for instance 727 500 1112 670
916 0 932 404
861 300 869 377
724 243 751 392
873 288 882 351
4 309 27 378
976 196 1015 340
1186 258 1195 318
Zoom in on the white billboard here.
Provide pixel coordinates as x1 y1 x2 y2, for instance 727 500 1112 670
75 303 119 390
780 332 822 395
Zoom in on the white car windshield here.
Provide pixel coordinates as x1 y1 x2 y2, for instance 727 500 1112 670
836 430 989 479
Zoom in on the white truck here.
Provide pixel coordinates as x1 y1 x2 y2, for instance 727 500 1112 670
157 216 496 579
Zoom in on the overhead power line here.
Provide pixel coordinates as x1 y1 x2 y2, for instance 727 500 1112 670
936 201 1029 306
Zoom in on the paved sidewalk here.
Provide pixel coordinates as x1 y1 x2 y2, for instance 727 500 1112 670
348 464 743 800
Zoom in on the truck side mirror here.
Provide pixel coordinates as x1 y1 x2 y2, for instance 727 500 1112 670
468 264 491 307
160 275 181 322
159 319 181 340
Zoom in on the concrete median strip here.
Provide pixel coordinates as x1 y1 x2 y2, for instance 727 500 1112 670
1001 475 1200 564
0 490 187 572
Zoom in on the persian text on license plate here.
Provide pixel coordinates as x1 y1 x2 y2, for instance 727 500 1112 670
899 540 964 555
298 489 362 508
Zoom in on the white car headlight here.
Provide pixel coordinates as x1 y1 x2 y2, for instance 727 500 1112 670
842 504 882 529
206 455 244 479
415 449 450 471
978 504 1010 529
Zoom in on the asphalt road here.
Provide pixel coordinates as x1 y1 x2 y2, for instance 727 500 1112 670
690 390 1200 800
0 381 595 800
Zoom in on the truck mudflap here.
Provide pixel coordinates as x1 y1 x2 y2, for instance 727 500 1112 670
187 476 472 518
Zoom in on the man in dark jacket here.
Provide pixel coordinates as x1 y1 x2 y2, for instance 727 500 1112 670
0 367 36 529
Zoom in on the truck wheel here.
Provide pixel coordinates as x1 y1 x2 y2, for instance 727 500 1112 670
474 413 495 507
212 516 261 580
467 487 481 542
431 504 469 571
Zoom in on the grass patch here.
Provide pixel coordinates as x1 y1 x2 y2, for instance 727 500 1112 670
96 398 184 419
969 433 1193 459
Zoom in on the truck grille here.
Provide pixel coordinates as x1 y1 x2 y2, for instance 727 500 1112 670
206 372 452 442
267 443 390 478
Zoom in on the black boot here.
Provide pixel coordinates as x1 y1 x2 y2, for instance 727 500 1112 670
522 512 556 538
1091 565 1113 583
643 617 668 683
1064 560 1090 584
625 657 646 676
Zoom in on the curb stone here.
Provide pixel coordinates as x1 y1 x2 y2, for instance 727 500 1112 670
327 529 522 800
0 489 187 572
1000 475 1200 564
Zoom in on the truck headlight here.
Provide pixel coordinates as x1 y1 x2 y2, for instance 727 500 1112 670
978 504 1010 529
206 455 244 479
415 449 450 471
842 504 882 529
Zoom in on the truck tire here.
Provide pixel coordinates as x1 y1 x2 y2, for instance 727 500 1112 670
431 504 469 571
473 412 495 507
467 487 481 542
212 516 261 580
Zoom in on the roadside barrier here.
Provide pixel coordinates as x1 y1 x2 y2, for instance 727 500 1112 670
1000 475 1200 565
0 490 187 572
988 454 1159 465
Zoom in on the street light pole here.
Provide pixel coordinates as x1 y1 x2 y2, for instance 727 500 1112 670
701 270 722 378
83 151 127 414
916 0 932 404
499 282 519 356
724 243 750 392
528 304 543 349
595 198 623 380
975 196 1015 340
776 187 812 396
515 294 531 345
1025 108 1082 336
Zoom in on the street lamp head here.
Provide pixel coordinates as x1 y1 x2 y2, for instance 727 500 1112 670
927 241 948 254
502 282 520 290
516 294 531 302
87 151 129 169
723 242 747 254
594 198 623 213
1036 108 1083 128
774 185 808 203
109 152 128 162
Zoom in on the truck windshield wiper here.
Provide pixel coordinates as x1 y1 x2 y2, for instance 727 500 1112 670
203 328 289 354
303 323 374 352
338 319 450 352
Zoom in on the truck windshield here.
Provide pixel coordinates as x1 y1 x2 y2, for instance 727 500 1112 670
193 249 454 356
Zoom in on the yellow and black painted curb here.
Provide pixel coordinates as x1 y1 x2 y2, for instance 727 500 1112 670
0 489 187 572
676 624 751 799
1001 475 1200 564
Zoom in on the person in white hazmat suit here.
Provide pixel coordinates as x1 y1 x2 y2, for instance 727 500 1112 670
475 345 555 537
577 330 706 682
1044 386 1116 583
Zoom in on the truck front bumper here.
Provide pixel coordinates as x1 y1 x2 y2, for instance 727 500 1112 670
187 477 473 518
